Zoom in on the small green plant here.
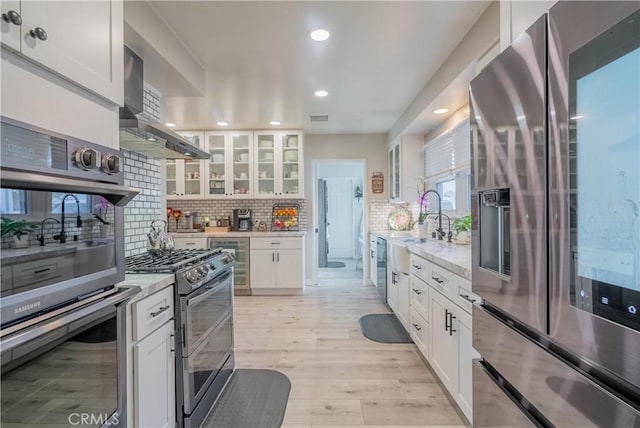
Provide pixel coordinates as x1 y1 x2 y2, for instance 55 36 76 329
452 214 472 235
1 217 39 241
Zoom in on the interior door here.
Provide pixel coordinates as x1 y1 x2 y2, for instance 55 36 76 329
317 179 328 267
548 1 640 389
326 178 354 259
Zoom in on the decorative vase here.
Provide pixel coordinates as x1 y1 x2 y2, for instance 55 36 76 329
11 236 29 249
99 224 109 239
417 222 428 237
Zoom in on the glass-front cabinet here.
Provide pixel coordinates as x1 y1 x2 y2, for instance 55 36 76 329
167 132 205 199
204 131 253 198
389 144 401 200
254 131 303 199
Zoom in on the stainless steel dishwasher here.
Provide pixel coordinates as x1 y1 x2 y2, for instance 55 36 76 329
208 237 251 295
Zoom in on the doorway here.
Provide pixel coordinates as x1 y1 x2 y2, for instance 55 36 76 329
315 161 365 285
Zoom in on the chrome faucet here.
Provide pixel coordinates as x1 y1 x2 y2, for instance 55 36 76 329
424 189 444 240
53 194 82 244
38 217 60 246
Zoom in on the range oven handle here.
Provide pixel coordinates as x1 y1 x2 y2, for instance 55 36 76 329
186 272 232 306
0 286 140 352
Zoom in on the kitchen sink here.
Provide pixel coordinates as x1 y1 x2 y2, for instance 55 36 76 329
389 238 424 274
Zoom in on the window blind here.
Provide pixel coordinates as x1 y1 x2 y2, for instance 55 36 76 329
424 120 470 180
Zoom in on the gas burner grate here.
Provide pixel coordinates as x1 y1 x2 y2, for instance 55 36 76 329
125 248 222 273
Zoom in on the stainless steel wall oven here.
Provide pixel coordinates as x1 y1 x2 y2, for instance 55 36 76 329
0 117 140 427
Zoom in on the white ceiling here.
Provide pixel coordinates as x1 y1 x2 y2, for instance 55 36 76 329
148 1 490 134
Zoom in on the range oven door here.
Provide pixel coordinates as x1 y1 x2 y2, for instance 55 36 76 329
180 271 234 415
0 287 139 428
548 1 640 392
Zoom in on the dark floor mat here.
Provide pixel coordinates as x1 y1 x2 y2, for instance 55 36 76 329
327 261 346 268
359 313 413 343
202 369 291 428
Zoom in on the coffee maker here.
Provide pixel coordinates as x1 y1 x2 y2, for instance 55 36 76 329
233 209 252 231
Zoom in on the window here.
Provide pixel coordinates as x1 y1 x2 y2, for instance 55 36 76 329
0 189 27 215
424 120 471 215
51 193 91 214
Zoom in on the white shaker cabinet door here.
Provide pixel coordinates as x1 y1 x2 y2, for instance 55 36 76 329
20 0 123 104
275 250 303 289
455 307 477 423
250 250 277 289
429 289 457 392
134 320 175 428
0 1 21 50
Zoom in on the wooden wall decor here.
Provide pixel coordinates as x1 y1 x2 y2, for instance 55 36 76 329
372 172 384 194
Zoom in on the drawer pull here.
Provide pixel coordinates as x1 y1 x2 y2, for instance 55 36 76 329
432 275 444 284
412 323 422 331
185 242 196 246
412 288 422 295
150 305 170 317
271 242 281 245
412 264 422 270
459 294 476 304
34 268 52 274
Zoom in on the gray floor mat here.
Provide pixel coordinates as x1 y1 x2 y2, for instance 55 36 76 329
327 261 346 268
202 369 291 428
359 313 413 343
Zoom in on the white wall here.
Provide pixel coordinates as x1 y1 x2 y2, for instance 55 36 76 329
304 134 387 285
500 0 557 50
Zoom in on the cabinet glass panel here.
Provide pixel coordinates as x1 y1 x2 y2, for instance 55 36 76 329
569 12 640 331
166 160 177 196
256 134 276 196
232 134 251 195
389 149 394 197
393 145 400 197
281 134 300 196
183 160 201 195
208 134 226 196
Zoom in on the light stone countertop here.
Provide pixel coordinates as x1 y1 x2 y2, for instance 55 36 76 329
118 273 175 304
370 230 471 280
170 231 306 238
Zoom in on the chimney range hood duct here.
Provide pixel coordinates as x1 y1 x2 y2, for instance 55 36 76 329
119 47 209 160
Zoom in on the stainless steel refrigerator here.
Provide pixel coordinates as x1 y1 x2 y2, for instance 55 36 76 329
470 1 640 426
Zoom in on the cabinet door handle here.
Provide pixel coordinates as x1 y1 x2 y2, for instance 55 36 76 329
412 323 422 331
412 288 422 295
391 272 397 284
277 252 280 262
412 264 422 270
371 250 374 258
449 312 457 336
459 294 476 304
272 252 275 262
2 10 22 26
432 275 444 284
29 27 48 41
150 305 170 317
444 309 449 332
34 268 51 274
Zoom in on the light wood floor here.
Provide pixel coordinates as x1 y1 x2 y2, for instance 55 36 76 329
234 261 468 428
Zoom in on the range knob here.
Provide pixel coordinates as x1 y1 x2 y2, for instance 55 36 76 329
74 148 100 170
186 271 199 283
197 266 209 276
101 153 121 174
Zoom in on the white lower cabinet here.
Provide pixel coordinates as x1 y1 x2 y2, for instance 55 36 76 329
387 269 410 330
128 285 176 428
429 289 458 389
387 269 398 312
250 236 304 294
134 320 175 428
409 252 477 423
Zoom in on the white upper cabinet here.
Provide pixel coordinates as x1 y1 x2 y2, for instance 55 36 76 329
167 132 206 199
388 135 424 202
254 131 303 199
204 131 254 198
3 0 123 105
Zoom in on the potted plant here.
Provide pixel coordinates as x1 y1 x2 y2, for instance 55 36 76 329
452 215 472 242
1 217 39 248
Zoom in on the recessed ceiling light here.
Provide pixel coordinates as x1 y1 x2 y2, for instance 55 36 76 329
570 115 584 120
433 108 449 114
165 122 176 128
217 121 228 126
147 137 156 142
314 90 329 97
310 29 330 41
270 121 281 126
184 152 191 156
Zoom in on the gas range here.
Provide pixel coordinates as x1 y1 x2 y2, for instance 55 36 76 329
125 248 235 295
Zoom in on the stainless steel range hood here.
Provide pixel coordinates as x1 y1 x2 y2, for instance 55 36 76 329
119 47 209 160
